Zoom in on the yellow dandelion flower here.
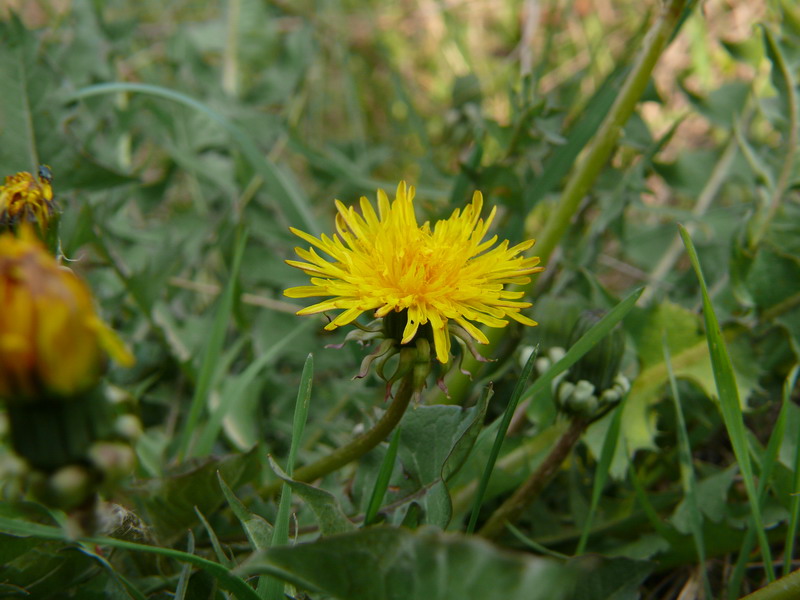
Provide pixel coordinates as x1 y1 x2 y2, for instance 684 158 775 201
0 226 134 401
284 182 544 364
0 166 56 234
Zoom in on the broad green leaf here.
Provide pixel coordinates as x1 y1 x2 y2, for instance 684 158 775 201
133 447 260 541
268 457 355 536
240 526 569 600
0 16 49 172
218 473 274 552
391 388 491 527
671 466 737 533
568 556 653 600
0 18 133 190
745 246 800 311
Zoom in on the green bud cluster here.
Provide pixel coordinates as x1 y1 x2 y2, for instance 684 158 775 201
526 306 630 419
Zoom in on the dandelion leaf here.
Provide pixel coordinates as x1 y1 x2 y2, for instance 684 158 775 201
243 526 569 600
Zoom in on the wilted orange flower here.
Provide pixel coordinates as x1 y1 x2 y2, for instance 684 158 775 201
0 227 134 401
0 167 56 234
284 182 543 364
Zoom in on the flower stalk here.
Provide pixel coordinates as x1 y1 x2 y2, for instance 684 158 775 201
478 417 588 540
262 370 415 497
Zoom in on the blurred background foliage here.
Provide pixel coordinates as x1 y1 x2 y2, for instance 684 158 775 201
0 0 799 598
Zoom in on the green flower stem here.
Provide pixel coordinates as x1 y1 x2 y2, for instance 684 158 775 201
262 374 414 497
432 0 690 406
740 570 800 600
478 417 587 540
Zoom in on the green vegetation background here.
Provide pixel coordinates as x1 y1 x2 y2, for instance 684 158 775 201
0 1 799 599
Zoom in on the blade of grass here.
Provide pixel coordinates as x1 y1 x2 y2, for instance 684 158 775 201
466 354 536 534
575 397 624 555
364 427 401 526
264 353 314 600
628 456 679 542
663 335 711 599
505 522 570 560
679 224 775 582
178 228 248 462
64 82 318 233
195 507 234 569
174 531 195 600
729 396 792 599
76 545 148 600
783 365 800 577
0 516 261 600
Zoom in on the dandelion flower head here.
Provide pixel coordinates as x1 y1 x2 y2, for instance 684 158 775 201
0 227 134 400
0 167 55 233
284 182 544 363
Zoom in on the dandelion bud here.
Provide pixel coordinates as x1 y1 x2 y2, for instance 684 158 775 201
558 379 599 416
35 465 94 512
0 228 134 402
0 167 56 235
565 310 625 393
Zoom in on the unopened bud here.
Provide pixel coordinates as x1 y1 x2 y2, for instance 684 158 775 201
89 442 136 482
560 379 599 416
565 310 625 393
39 465 93 511
115 414 143 440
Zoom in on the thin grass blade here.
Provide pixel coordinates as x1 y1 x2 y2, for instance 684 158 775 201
664 335 711 599
178 229 248 461
506 522 570 560
575 397 624 555
264 353 314 600
783 365 800 577
174 531 195 600
679 224 775 581
467 352 536 534
196 507 234 569
364 427 401 526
